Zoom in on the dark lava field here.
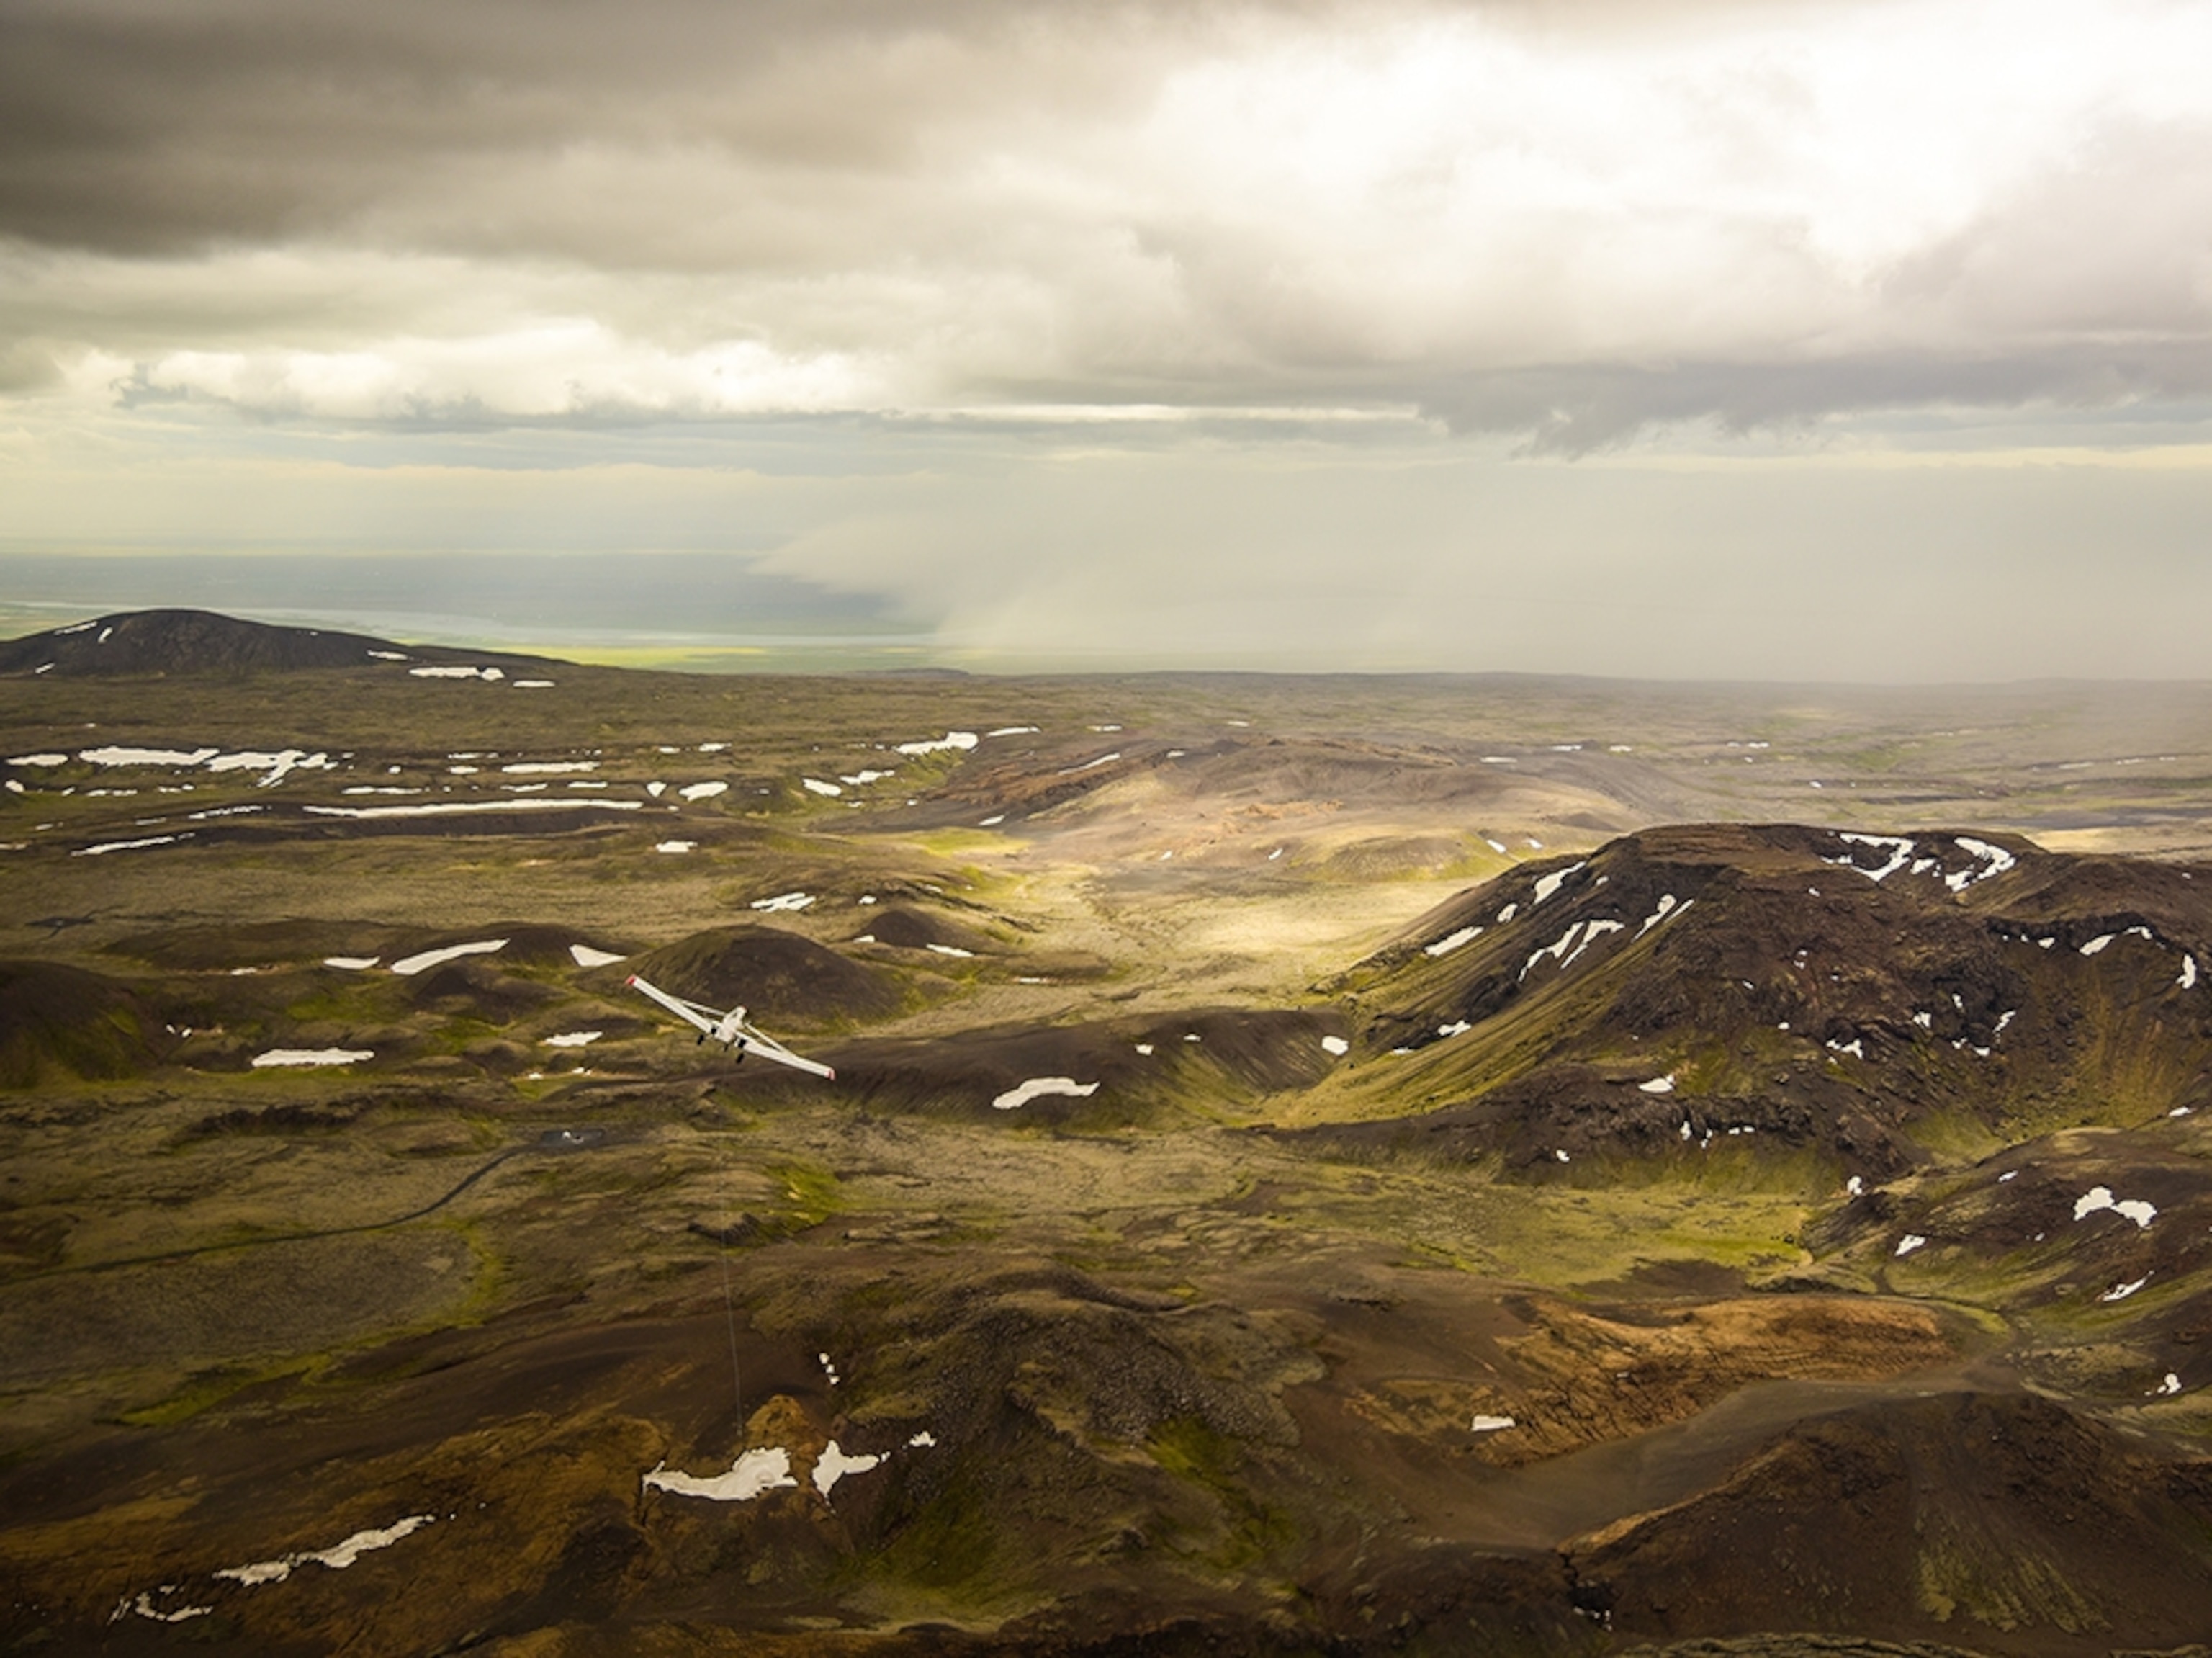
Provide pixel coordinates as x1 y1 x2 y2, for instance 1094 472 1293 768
8 610 2212 1658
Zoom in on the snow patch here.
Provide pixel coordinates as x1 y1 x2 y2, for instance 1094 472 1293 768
680 781 729 802
992 1077 1100 1111
542 1031 601 1048
215 1516 433 1587
73 833 184 856
812 1440 884 1500
1638 1075 1675 1094
654 839 696 853
1560 918 1622 969
1529 861 1587 906
1469 1415 1515 1433
1946 835 2016 890
390 938 507 976
207 749 331 787
1894 1234 1927 1257
1321 1034 1349 1057
802 778 843 797
570 944 626 967
2074 1186 2157 1227
750 892 815 912
251 1047 374 1068
1424 925 1483 957
2102 1276 2151 1303
1829 833 1915 883
322 956 379 970
117 1592 210 1623
1522 915 1617 980
305 799 642 819
81 745 220 767
644 1448 798 1502
894 731 979 756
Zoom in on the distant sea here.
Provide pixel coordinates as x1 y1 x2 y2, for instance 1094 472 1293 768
0 550 936 673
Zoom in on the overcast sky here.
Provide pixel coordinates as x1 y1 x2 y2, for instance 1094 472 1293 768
4 0 2211 676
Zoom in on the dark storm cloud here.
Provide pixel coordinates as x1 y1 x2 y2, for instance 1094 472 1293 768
0 0 1164 256
1423 344 2212 455
2 0 2210 443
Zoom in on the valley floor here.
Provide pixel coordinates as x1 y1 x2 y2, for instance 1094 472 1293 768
6 645 2212 1655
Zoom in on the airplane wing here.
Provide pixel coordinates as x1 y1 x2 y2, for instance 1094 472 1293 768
732 1026 836 1080
627 973 721 1037
626 973 836 1080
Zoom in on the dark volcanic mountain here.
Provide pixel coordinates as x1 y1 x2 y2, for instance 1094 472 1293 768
0 607 557 677
1323 822 2212 1176
1570 1389 2212 1647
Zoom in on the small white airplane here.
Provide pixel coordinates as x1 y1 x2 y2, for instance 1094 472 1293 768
626 974 837 1079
